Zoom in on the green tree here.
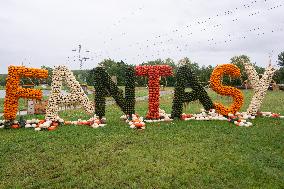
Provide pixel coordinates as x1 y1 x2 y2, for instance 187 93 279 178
163 58 176 87
273 69 283 84
178 57 200 74
199 65 214 86
229 55 251 86
278 52 284 67
141 59 163 66
41 65 53 86
140 58 177 87
72 69 90 84
96 59 129 86
0 74 7 86
276 52 284 83
228 55 265 86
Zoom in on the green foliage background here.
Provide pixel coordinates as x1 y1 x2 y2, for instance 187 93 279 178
1 53 284 88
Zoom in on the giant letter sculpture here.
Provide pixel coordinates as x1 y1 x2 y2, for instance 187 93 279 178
171 65 214 118
242 61 276 115
93 66 135 118
4 66 48 120
210 64 244 115
45 66 94 119
135 65 173 119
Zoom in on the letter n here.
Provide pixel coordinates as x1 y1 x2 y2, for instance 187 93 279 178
92 66 135 118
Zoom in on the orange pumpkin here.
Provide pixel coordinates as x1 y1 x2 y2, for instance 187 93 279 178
64 121 71 125
48 126 57 131
52 122 59 127
210 64 244 115
11 124 20 129
134 122 143 128
39 120 45 124
94 120 101 124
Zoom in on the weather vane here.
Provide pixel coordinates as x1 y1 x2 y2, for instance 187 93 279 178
71 44 91 69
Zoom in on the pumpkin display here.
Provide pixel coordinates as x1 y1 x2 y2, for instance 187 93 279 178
25 119 40 128
210 64 244 115
1 63 283 132
92 66 135 118
4 66 48 120
120 109 172 129
45 66 94 120
120 114 145 129
33 117 64 131
66 116 107 128
178 108 253 127
135 65 173 119
144 108 172 122
242 61 276 115
171 64 214 119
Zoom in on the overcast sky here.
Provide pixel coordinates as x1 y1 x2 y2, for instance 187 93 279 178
0 0 283 73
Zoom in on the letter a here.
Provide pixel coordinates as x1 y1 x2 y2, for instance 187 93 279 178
171 65 214 118
45 66 94 119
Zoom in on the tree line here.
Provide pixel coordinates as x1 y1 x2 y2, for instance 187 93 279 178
0 53 284 87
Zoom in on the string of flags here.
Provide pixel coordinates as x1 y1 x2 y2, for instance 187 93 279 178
63 0 283 66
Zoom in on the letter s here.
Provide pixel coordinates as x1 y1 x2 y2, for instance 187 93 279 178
210 64 244 115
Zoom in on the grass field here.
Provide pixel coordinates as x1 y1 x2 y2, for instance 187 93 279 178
0 89 284 188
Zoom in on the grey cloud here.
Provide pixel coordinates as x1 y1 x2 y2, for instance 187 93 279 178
0 0 283 73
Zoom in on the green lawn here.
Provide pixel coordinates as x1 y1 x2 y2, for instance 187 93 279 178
0 90 284 188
